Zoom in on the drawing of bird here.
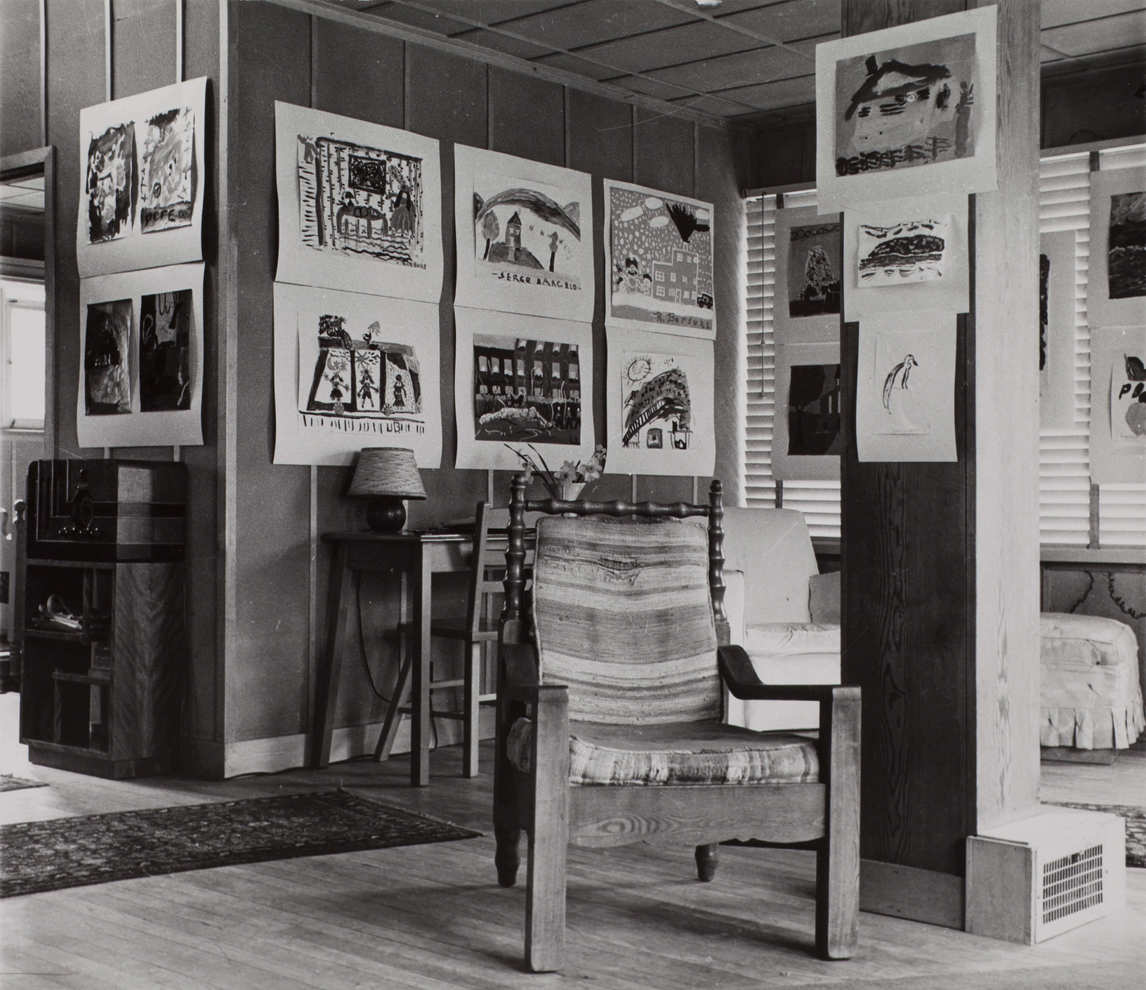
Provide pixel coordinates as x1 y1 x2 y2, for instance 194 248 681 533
882 353 918 412
1125 355 1146 381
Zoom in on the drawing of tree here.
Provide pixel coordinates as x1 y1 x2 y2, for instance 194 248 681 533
482 211 500 260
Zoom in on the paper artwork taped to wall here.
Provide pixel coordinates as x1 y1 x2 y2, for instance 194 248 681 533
85 124 136 244
772 206 841 346
856 215 951 285
771 341 841 481
603 180 715 339
843 193 968 320
138 106 196 233
1087 167 1146 328
274 283 441 466
787 364 843 455
454 146 593 321
605 325 714 477
77 264 205 448
274 103 442 302
1090 326 1146 484
83 299 132 415
454 306 593 471
77 78 207 276
1039 230 1076 430
139 289 192 411
815 7 996 211
856 311 956 462
471 336 582 446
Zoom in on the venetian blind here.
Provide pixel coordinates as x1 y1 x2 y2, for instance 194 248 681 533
742 140 1146 549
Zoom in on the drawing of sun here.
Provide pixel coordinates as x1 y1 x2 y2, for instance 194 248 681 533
626 357 651 384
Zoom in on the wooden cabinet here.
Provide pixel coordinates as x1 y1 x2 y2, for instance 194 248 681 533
14 460 186 778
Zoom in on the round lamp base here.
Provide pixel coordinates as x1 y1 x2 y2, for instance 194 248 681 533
365 498 406 532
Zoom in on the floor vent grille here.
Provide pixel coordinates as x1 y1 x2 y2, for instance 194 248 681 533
1042 843 1104 924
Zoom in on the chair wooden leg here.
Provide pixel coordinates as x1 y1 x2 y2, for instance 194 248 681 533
495 825 521 888
695 843 719 881
816 686 861 960
525 684 569 973
374 632 413 762
463 642 481 778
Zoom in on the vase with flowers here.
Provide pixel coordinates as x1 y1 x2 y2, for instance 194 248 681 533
505 443 607 503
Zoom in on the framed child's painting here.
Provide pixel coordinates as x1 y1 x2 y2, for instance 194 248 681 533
772 340 842 481
815 6 997 212
774 205 841 346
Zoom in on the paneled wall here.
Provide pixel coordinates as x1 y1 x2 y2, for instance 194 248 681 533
219 3 742 772
0 0 222 760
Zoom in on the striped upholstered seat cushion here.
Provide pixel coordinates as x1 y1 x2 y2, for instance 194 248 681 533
531 515 721 725
507 718 820 785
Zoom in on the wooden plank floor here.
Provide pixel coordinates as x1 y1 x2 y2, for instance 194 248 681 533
2 696 1145 989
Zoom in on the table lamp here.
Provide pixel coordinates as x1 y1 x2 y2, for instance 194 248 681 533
347 447 426 532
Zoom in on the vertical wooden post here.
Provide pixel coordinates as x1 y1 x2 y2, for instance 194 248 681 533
839 0 1041 925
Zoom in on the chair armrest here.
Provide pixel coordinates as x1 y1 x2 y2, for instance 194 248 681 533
719 644 853 702
498 639 541 703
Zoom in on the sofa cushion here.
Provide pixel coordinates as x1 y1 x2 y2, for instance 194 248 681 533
809 571 841 624
507 718 820 786
744 621 840 661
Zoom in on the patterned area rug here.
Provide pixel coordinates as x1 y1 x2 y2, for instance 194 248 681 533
0 789 480 898
0 775 47 793
1051 802 1146 868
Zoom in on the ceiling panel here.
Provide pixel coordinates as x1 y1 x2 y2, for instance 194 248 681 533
578 20 766 75
1041 12 1146 56
322 0 1146 122
501 0 694 51
649 39 815 92
720 0 842 43
1041 0 1146 30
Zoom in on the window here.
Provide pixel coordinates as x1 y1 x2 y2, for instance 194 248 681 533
742 141 1146 548
1 277 46 430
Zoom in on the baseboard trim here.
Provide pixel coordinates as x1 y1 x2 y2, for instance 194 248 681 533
861 859 964 929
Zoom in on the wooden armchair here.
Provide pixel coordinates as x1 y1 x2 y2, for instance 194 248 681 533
493 475 861 972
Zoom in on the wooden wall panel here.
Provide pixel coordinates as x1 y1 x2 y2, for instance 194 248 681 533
111 0 177 99
177 0 220 749
47 0 106 459
405 45 488 521
0 0 42 157
488 66 564 165
228 1 312 740
312 18 404 128
567 89 632 502
697 123 744 506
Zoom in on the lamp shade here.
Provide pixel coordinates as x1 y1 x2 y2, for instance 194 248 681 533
347 447 427 500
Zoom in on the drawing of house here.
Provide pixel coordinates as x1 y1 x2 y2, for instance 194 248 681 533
504 211 522 262
651 247 699 304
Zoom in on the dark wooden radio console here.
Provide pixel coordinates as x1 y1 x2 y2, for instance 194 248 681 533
14 459 187 778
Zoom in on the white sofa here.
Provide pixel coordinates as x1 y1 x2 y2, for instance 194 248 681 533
721 507 841 731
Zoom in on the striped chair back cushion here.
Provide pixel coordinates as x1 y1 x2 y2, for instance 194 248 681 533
530 515 720 725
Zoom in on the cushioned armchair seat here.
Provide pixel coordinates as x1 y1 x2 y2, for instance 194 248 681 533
1040 612 1145 750
508 718 820 785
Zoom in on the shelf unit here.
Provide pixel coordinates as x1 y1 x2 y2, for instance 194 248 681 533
14 459 187 778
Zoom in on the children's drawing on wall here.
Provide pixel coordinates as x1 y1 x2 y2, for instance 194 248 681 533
622 354 693 453
299 313 423 432
139 106 196 234
605 180 715 337
454 146 592 320
471 335 581 446
877 347 927 435
815 8 996 210
787 364 842 455
1111 350 1146 442
787 222 841 317
275 103 443 302
85 123 136 244
296 134 426 269
605 326 714 476
857 215 950 285
83 300 132 415
1107 189 1146 300
77 78 207 276
856 313 955 462
1039 250 1050 377
834 33 977 178
139 289 191 411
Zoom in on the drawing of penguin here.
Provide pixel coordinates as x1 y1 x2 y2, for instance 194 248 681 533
880 352 928 434
881 353 917 412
